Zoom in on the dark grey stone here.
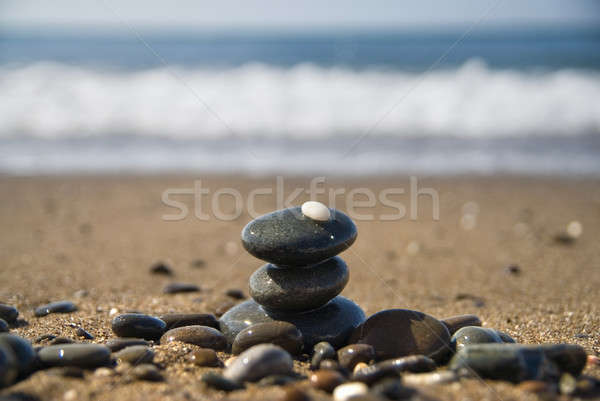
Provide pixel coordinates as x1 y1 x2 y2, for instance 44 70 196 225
249 257 349 312
241 207 357 266
0 304 18 323
232 322 303 355
0 344 18 388
38 344 111 368
351 355 436 384
0 319 8 333
0 334 36 377
220 296 365 349
337 344 375 370
106 338 150 352
111 313 166 341
130 364 163 381
75 327 94 340
441 314 482 336
160 325 226 350
310 341 336 370
451 326 503 351
201 372 245 391
158 313 218 330
223 344 293 382
497 330 516 343
114 345 154 365
163 282 200 294
149 262 173 275
349 309 451 363
34 301 77 317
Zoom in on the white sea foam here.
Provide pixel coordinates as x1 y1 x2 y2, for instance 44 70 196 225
1 60 600 139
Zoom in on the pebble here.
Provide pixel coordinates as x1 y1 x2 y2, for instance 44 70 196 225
38 344 111 368
496 330 516 343
114 345 154 365
0 343 18 387
0 334 36 377
241 206 357 266
149 262 173 275
46 366 85 379
309 369 346 393
214 299 236 317
223 344 293 383
34 301 77 317
319 359 342 371
450 326 503 350
75 327 94 340
333 382 368 401
50 337 75 345
441 314 482 336
225 289 246 299
189 348 220 367
351 355 436 384
163 282 200 294
311 341 336 370
130 364 163 382
349 309 451 362
249 257 349 312
105 338 150 352
337 344 375 371
450 343 587 382
371 378 416 399
505 264 521 275
0 304 18 323
301 201 331 221
160 325 226 350
353 362 368 374
219 296 365 349
0 319 8 333
402 371 459 386
111 313 166 340
201 372 245 391
158 313 219 330
232 322 303 355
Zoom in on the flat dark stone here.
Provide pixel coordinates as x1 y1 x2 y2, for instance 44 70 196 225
0 344 18 387
149 262 173 276
130 364 163 381
0 304 18 323
223 344 293 383
163 283 200 294
451 326 503 351
158 313 219 330
0 319 8 333
349 309 451 363
441 314 482 336
34 301 77 317
220 296 365 349
232 322 303 355
111 313 166 341
250 257 349 312
241 207 357 266
337 344 375 370
38 344 111 368
160 325 226 350
105 338 151 352
201 372 245 391
114 345 154 365
0 334 36 377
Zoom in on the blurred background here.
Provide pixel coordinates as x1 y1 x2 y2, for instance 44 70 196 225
1 0 599 175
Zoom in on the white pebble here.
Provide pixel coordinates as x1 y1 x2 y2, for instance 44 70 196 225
301 201 331 221
109 308 119 316
567 221 582 238
63 390 77 401
333 382 368 401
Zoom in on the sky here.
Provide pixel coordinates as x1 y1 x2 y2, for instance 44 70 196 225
1 0 599 31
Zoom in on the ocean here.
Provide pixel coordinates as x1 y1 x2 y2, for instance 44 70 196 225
1 27 599 175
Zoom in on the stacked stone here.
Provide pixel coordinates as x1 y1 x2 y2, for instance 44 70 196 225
220 201 365 350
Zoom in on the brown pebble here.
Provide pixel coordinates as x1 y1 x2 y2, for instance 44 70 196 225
282 385 311 401
232 321 303 355
160 325 226 350
50 337 75 345
130 364 163 382
214 300 236 317
319 359 341 371
337 344 375 370
309 370 346 393
441 314 482 336
189 348 220 367
518 380 554 393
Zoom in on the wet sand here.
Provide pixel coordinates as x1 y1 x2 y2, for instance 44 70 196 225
1 174 599 400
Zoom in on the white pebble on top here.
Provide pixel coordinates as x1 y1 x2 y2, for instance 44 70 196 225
301 201 331 221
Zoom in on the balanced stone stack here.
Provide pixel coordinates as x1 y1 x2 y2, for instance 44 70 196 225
220 201 365 349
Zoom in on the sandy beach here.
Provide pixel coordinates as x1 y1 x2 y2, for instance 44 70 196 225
1 174 599 400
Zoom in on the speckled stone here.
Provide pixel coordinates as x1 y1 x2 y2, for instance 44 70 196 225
0 344 18 388
0 305 18 324
160 325 226 350
232 322 303 355
220 297 365 349
441 314 482 336
0 334 36 376
351 355 436 384
189 348 220 367
337 344 375 371
349 309 451 362
451 326 503 350
241 207 357 267
0 320 7 333
311 341 336 370
106 338 150 352
309 369 346 393
158 313 219 330
163 282 200 294
223 344 293 383
114 345 154 365
38 344 111 368
111 313 166 341
34 301 77 317
249 257 349 312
